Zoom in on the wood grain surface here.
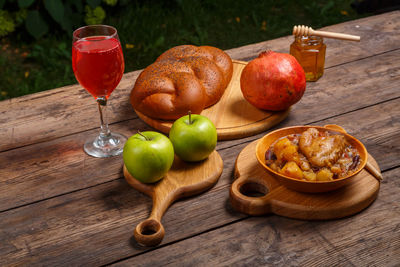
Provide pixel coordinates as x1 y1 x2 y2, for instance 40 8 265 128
1 47 398 212
123 150 223 246
0 96 398 266
230 139 380 218
0 11 399 152
118 167 400 267
135 60 290 140
0 11 399 266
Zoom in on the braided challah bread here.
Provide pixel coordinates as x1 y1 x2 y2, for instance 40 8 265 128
130 45 233 120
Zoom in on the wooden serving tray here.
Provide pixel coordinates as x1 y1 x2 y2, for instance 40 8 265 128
135 60 290 140
230 140 381 219
124 150 223 246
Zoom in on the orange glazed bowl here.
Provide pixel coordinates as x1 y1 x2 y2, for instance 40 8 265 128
255 125 368 193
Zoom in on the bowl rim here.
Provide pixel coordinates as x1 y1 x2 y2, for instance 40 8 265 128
255 125 368 184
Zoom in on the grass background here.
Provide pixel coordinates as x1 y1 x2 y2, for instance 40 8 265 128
0 0 369 100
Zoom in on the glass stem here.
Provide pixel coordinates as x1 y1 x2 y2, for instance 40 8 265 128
97 97 110 138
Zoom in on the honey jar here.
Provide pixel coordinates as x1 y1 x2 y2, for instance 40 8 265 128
290 35 326 81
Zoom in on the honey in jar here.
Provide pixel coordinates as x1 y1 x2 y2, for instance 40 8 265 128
290 35 326 81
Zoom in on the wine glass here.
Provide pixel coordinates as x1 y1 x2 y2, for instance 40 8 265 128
72 25 127 157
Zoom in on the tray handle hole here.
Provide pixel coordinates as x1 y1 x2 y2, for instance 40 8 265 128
239 182 269 197
139 220 160 236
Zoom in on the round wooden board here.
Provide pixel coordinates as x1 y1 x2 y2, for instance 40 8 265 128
230 140 381 220
135 60 290 140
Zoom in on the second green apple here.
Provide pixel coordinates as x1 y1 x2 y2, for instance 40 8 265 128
169 113 217 162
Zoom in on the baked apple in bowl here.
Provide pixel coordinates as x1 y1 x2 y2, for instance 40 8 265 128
255 125 368 193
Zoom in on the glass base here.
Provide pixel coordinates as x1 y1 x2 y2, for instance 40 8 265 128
84 132 127 158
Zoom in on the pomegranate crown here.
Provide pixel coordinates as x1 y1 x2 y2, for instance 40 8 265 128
259 50 274 58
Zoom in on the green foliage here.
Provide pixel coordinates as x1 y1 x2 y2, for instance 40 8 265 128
25 10 48 38
17 0 35 8
86 0 102 8
84 5 106 25
14 8 26 25
0 0 367 101
0 38 76 100
108 0 366 73
104 0 118 6
0 8 27 37
0 10 14 37
0 0 121 39
44 0 64 24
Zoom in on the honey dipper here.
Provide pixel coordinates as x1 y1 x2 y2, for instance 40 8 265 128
293 25 360 41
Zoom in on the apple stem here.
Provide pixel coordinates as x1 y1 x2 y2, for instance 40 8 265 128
137 130 150 141
188 110 192 125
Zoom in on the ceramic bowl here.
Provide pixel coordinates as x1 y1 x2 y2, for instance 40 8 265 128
255 125 368 193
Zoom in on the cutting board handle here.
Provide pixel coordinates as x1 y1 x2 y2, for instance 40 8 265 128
230 174 272 216
134 218 165 247
133 186 175 247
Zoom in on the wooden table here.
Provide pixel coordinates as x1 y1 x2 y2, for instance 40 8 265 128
1 11 399 266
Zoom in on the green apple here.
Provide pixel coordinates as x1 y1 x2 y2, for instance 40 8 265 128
169 113 217 162
123 131 174 183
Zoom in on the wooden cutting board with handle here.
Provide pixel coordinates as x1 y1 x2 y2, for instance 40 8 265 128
230 140 381 219
135 60 290 140
124 150 223 246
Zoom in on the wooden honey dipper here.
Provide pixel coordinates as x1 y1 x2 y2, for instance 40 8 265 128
293 25 360 41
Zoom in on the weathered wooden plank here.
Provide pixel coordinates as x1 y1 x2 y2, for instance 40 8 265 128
226 10 400 64
114 167 400 267
0 49 399 212
217 48 400 150
0 11 399 152
0 99 399 266
0 71 139 152
0 117 152 211
0 149 244 266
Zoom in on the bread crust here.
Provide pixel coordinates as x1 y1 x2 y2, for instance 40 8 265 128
131 45 233 120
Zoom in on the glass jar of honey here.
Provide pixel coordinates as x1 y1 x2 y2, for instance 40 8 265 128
290 35 326 81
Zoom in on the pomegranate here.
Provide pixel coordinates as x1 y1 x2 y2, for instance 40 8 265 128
240 51 306 111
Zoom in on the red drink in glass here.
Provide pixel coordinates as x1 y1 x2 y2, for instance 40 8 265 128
72 25 127 158
72 36 124 99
